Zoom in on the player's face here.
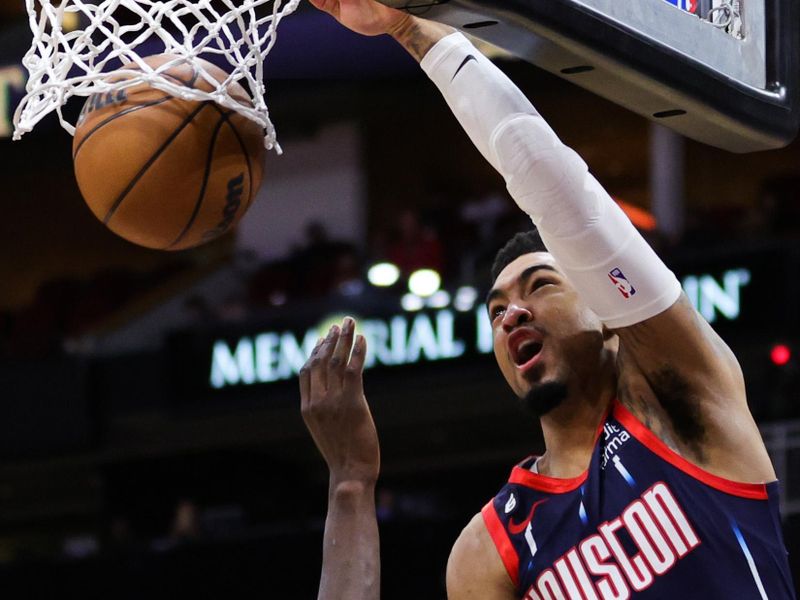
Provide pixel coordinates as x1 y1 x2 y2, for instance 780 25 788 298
487 253 608 405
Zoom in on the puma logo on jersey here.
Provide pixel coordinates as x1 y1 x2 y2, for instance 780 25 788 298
523 482 700 600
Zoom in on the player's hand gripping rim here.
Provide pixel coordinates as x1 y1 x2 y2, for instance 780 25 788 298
300 317 380 487
308 0 411 38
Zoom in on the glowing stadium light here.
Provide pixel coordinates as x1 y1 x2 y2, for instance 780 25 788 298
454 286 478 312
401 293 425 312
63 12 80 32
367 262 400 287
408 269 441 297
426 290 451 309
771 344 791 367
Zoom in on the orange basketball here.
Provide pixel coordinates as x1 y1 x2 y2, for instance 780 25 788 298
73 55 265 250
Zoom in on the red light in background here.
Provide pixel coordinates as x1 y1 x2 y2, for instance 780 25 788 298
770 344 791 366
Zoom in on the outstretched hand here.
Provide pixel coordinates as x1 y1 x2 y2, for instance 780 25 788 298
308 0 409 37
300 318 379 486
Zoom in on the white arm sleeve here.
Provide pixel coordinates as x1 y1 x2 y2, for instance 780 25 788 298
421 33 682 328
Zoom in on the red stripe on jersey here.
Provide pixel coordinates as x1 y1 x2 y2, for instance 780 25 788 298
481 501 520 588
508 404 611 493
510 466 589 493
613 400 769 500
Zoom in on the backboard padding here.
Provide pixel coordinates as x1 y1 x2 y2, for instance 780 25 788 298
380 0 798 152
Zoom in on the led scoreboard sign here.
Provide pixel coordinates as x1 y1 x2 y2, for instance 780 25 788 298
206 266 758 391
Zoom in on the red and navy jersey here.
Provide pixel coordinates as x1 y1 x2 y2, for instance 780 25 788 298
482 400 796 599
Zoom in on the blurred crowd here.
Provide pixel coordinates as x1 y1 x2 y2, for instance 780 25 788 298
1 176 799 359
0 261 193 359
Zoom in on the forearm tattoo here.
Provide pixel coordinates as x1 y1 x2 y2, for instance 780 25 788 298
391 17 455 62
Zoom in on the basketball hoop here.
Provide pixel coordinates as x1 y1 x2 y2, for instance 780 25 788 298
13 0 299 152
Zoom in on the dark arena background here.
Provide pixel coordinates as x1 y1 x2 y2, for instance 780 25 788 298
0 0 799 597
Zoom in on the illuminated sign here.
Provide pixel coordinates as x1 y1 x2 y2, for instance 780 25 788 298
682 268 750 323
207 267 753 390
210 308 493 389
0 65 25 139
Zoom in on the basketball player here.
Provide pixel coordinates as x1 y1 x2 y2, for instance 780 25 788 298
299 0 797 598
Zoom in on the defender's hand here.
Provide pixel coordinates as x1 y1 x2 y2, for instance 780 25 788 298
308 0 410 37
300 318 379 485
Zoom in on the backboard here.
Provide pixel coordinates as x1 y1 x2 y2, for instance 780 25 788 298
378 0 799 153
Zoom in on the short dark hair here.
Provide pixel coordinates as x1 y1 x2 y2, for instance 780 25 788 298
490 228 548 283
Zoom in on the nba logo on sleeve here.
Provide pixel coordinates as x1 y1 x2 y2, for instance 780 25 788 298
608 268 636 298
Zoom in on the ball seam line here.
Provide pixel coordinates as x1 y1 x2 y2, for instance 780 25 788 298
214 106 255 217
73 66 203 161
73 96 172 161
165 113 229 249
102 101 211 226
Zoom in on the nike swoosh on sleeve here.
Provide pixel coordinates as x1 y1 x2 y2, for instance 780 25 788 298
451 55 477 82
508 499 548 535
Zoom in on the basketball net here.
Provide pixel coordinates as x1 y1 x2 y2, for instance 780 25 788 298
13 0 300 152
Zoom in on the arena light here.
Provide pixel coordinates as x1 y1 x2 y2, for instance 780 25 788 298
401 293 424 312
771 344 791 367
426 290 451 309
615 198 657 232
408 269 441 297
367 262 400 287
63 12 80 32
454 286 478 312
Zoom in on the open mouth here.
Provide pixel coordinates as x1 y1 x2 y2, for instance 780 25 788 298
515 340 543 367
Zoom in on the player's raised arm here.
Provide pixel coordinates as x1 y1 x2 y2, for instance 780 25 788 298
355 10 684 338
389 19 683 331
309 0 455 58
379 14 772 483
300 318 380 600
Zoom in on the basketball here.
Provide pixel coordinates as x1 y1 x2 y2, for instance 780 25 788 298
72 55 265 251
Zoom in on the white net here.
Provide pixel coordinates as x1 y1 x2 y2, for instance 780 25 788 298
13 0 300 151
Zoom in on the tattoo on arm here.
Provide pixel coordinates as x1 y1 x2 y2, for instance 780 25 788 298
389 16 455 62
